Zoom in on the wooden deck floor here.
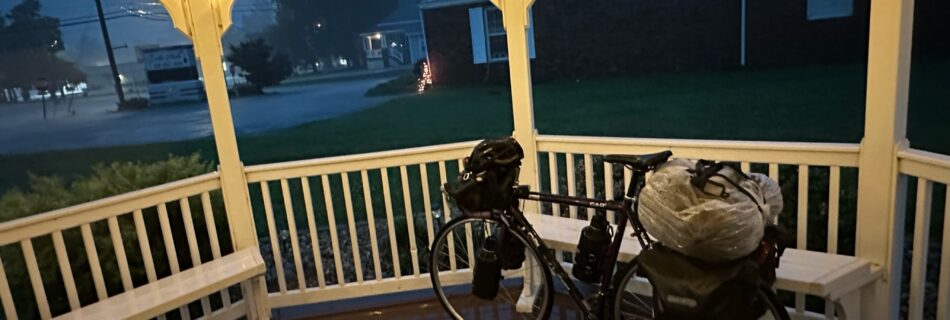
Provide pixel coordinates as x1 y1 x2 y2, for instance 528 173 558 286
311 293 585 320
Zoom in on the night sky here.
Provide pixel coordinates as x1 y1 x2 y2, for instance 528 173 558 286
0 0 273 66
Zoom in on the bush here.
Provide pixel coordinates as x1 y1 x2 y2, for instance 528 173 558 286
0 153 211 223
227 38 292 91
0 154 224 319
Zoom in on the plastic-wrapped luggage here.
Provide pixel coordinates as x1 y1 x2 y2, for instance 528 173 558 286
638 159 783 262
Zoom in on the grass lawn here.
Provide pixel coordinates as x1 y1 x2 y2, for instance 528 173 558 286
1 59 947 195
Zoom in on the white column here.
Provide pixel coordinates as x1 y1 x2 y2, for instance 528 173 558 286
855 0 914 317
493 0 540 214
160 0 268 316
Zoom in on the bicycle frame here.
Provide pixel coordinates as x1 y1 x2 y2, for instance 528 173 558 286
500 167 654 320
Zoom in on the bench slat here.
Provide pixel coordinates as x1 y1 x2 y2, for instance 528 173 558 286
525 214 878 298
55 248 265 320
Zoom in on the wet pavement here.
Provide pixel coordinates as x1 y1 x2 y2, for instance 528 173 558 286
0 77 397 154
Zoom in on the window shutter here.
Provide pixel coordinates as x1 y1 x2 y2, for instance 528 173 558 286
469 7 488 64
528 9 536 59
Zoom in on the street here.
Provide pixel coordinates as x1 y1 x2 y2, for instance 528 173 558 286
0 77 397 154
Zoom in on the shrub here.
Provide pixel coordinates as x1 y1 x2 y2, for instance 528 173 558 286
0 153 211 223
0 154 225 319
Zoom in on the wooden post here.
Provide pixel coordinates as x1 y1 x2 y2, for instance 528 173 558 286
159 0 268 317
855 0 914 317
492 0 540 214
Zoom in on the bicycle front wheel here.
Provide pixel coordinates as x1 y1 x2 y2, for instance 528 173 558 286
611 259 791 320
429 216 554 320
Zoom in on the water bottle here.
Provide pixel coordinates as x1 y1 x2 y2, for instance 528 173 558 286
573 213 612 283
472 235 502 299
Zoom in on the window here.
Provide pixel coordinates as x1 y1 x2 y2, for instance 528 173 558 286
485 7 508 61
468 6 535 64
807 0 854 20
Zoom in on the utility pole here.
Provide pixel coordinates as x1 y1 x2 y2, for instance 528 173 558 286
94 0 126 106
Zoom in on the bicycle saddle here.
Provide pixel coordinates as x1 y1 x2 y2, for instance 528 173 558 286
604 150 673 170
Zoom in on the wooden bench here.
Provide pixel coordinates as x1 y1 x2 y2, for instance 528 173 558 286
55 248 269 320
526 214 882 319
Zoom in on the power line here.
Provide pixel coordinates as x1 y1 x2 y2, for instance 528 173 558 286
1 8 274 34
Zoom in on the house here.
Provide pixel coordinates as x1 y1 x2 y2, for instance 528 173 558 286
361 0 429 69
419 0 873 84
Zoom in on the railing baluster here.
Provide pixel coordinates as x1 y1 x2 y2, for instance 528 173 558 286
321 175 346 285
623 166 632 196
740 161 751 173
937 187 950 320
400 166 421 277
420 164 436 248
280 179 307 290
605 161 615 223
260 182 287 293
157 203 189 320
769 163 779 183
22 239 51 319
179 198 212 315
133 209 158 283
828 167 841 254
380 168 402 278
107 216 133 291
180 198 202 267
200 192 231 307
584 154 594 220
52 231 80 310
341 172 364 283
157 204 181 274
80 224 107 301
909 179 933 320
459 159 476 268
438 161 458 271
548 152 560 216
795 165 808 313
0 256 16 320
566 154 577 220
360 170 383 281
301 178 327 288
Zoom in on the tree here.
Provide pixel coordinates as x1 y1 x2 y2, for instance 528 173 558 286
0 0 83 103
227 38 292 93
266 0 398 66
1 0 64 54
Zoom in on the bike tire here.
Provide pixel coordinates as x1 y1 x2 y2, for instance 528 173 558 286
429 216 554 320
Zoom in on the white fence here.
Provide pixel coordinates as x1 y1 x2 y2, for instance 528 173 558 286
897 148 950 320
1 137 948 319
243 141 478 308
0 173 242 320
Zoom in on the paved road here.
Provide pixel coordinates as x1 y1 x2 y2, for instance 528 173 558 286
0 77 396 154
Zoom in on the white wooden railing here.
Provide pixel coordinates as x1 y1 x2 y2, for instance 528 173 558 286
2 137 948 319
0 173 243 320
897 148 950 320
535 135 862 314
243 141 479 308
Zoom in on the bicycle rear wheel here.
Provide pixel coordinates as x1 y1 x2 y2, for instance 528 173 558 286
611 260 791 320
429 216 553 320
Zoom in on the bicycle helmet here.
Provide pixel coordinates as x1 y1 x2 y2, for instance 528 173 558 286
444 137 524 213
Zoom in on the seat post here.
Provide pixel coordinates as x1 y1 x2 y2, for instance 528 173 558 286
624 169 646 199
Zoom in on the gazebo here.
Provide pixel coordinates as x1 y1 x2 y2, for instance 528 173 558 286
0 0 944 319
